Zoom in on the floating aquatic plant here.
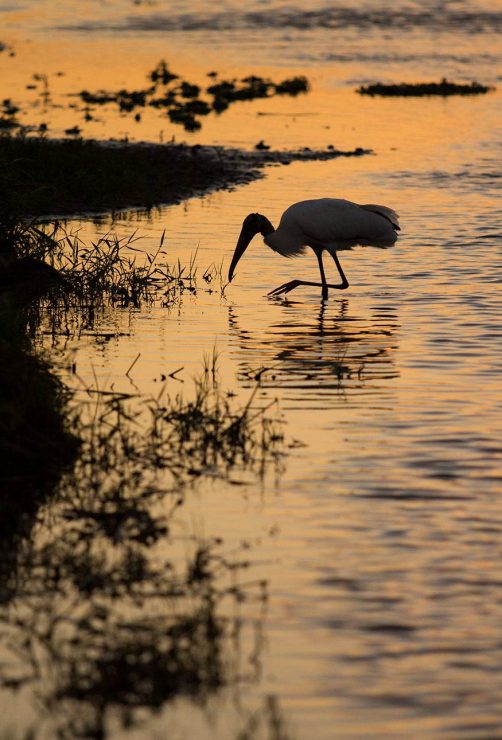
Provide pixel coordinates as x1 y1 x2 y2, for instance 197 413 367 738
0 98 20 130
357 78 494 97
77 59 310 131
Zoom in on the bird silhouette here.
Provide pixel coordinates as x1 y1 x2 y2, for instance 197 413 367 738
228 198 400 299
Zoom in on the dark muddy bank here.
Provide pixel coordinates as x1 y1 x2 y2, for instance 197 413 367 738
0 136 371 219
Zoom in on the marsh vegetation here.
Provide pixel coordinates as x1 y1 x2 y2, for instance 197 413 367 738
3 58 309 138
0 215 287 736
0 135 257 216
79 60 309 133
0 362 283 736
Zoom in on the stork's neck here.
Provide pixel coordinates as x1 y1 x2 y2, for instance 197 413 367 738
258 215 274 237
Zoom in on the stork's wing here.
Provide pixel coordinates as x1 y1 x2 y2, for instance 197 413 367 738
359 204 400 230
281 198 399 246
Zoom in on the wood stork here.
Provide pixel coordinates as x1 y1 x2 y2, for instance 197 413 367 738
228 198 400 299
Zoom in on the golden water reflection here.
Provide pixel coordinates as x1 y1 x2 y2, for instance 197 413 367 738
228 300 399 408
1 1 502 737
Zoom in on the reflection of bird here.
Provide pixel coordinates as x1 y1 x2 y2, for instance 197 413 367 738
228 198 400 299
227 300 399 406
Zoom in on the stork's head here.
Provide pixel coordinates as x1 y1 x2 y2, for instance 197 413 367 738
228 212 273 283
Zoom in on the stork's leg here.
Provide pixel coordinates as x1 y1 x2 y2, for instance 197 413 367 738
331 251 349 289
316 250 329 300
268 250 349 298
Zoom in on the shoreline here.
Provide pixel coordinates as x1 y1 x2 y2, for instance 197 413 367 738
0 136 371 220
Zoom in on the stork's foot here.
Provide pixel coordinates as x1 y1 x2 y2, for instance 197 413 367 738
267 280 303 297
268 279 349 298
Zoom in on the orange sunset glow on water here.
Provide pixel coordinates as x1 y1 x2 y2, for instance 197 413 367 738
0 1 501 738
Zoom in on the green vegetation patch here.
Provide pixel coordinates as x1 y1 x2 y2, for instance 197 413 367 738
357 78 493 97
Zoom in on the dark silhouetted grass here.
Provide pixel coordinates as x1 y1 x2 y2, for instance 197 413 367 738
0 123 292 735
74 353 285 488
145 354 285 480
0 217 225 346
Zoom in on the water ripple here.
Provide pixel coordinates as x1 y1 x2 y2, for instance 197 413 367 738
58 6 502 35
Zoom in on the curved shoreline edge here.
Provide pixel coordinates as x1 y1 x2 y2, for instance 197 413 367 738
0 136 372 220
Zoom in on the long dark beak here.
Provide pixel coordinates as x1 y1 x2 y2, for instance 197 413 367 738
228 225 254 282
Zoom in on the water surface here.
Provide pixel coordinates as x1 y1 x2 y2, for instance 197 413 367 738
1 1 501 737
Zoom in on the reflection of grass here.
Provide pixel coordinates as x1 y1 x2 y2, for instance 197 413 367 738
153 354 285 479
357 78 493 97
0 534 242 736
1 202 288 736
237 695 293 740
0 356 284 736
76 353 285 487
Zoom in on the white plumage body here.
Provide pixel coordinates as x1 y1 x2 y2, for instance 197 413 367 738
228 196 400 298
264 198 400 257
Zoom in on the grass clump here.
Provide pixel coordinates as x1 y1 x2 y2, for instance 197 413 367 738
0 226 226 358
28 224 222 327
148 354 285 480
357 78 494 97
